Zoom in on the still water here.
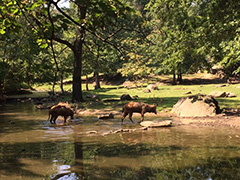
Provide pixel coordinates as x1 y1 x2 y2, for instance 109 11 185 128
0 103 239 180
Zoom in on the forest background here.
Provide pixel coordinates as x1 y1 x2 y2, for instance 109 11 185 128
1 0 240 103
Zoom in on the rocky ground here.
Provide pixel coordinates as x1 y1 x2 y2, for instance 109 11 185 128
73 73 240 129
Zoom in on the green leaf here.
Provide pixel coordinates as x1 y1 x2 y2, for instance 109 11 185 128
0 28 6 34
40 43 48 49
12 8 19 14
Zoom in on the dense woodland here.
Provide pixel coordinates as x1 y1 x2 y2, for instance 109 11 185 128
1 0 240 102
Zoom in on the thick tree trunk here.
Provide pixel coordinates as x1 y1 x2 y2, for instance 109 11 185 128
74 142 84 178
72 46 84 102
72 5 86 102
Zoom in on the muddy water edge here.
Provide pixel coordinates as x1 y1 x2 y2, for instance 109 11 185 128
0 102 239 180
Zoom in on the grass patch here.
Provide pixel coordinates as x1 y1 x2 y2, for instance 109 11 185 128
81 83 240 112
20 73 240 112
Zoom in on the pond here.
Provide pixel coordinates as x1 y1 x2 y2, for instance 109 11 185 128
0 103 239 180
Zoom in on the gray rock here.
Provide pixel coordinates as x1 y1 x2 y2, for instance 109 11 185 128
172 94 221 117
143 89 151 93
226 92 237 98
209 91 226 98
147 84 159 90
120 94 132 100
98 113 114 119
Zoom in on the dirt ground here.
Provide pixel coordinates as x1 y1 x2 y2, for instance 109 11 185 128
77 73 240 129
76 108 240 129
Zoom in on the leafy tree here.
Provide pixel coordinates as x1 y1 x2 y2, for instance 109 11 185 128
145 0 209 84
198 0 240 77
0 0 132 101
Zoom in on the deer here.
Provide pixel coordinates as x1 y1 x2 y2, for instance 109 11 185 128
48 102 74 124
121 101 158 124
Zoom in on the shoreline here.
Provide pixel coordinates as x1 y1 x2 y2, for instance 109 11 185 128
76 109 240 129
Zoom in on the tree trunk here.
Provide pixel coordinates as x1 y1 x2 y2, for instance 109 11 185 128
177 72 182 84
72 5 86 102
172 72 176 85
85 74 89 91
72 45 84 102
52 71 57 95
74 142 84 178
94 71 101 89
60 70 64 94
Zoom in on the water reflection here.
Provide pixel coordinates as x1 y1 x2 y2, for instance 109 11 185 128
0 103 240 179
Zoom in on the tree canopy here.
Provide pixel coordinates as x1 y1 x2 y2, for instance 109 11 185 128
1 0 240 99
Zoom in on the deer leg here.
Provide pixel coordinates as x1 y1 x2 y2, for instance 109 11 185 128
50 115 55 124
121 112 128 125
49 116 52 124
129 112 134 123
64 116 67 123
53 116 58 124
140 111 145 122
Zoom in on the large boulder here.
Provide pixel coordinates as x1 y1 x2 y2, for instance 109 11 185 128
172 94 221 117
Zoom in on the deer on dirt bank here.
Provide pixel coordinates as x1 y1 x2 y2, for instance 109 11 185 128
121 101 159 124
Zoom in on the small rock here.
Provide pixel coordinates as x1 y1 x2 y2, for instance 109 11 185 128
86 131 98 134
184 91 192 95
147 84 159 90
140 120 172 128
140 127 148 130
113 129 122 133
226 92 237 98
120 94 133 101
216 84 226 88
132 95 139 99
98 113 114 119
143 89 151 93
209 91 226 98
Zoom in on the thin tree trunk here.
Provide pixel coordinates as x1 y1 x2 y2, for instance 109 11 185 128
60 70 64 94
177 72 182 84
86 74 89 91
94 71 101 89
52 71 57 95
172 72 176 85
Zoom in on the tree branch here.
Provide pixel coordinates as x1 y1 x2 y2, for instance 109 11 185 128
50 0 124 56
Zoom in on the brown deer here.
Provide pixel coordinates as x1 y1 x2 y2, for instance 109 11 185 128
48 102 74 124
121 101 157 124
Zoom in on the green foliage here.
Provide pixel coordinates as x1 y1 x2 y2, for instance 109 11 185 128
2 0 240 94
